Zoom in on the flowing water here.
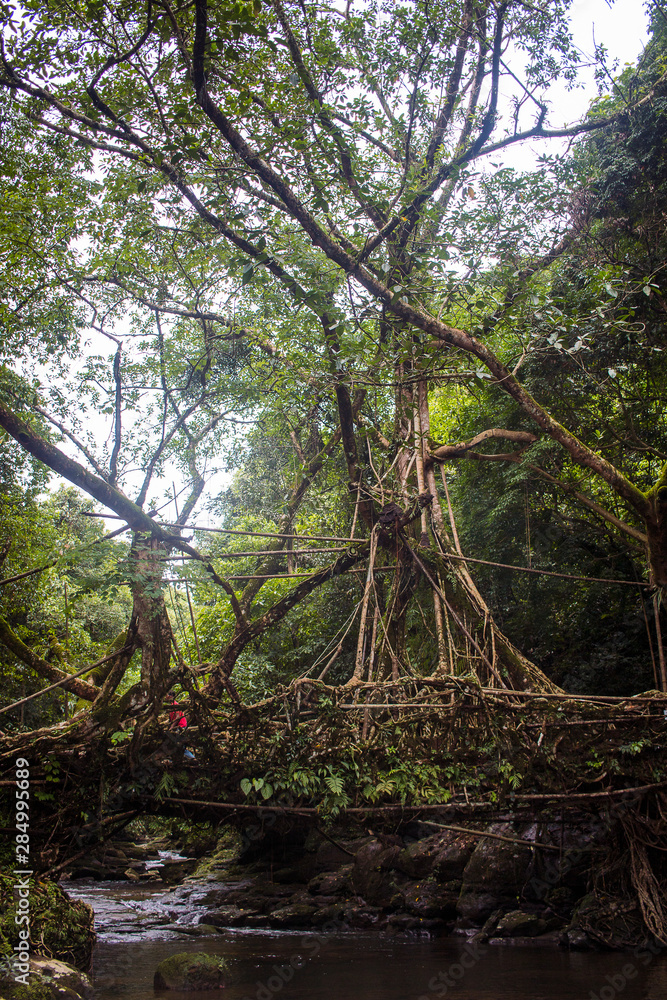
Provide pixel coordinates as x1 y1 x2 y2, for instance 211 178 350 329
66 879 667 1000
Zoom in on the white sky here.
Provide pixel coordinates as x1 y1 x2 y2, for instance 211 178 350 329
499 0 650 170
559 0 650 116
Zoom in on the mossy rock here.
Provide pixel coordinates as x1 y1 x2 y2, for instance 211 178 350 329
0 957 92 1000
154 953 231 991
0 873 95 971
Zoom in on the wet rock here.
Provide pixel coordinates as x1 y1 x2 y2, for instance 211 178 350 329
0 957 93 1000
402 879 459 920
159 860 199 885
191 879 255 908
244 880 294 902
154 953 230 990
457 824 535 924
355 840 401 872
307 865 352 896
562 926 594 950
561 893 601 950
243 914 271 927
351 841 405 908
461 825 534 892
457 891 505 924
199 906 256 927
313 841 354 872
311 903 346 926
174 924 220 937
272 865 311 884
0 874 95 972
432 835 476 882
395 837 442 878
494 910 547 937
352 868 403 909
341 902 382 928
268 903 318 928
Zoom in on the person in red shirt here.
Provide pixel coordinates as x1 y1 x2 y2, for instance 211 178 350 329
169 698 187 729
168 698 195 759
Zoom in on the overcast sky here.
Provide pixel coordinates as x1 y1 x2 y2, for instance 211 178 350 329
563 0 650 118
497 0 650 171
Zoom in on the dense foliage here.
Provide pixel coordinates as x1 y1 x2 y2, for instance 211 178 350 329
0 0 665 730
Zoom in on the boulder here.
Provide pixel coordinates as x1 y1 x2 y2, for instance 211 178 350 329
341 902 382 928
271 865 311 884
159 860 199 885
307 865 352 896
457 825 535 924
0 957 93 1000
311 904 346 926
199 906 255 928
0 874 95 972
457 891 506 924
351 841 405 908
494 910 547 938
268 904 317 928
154 953 231 990
402 879 459 920
395 836 443 878
314 841 355 872
432 835 476 882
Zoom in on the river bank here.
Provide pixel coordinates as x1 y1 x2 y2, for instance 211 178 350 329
65 876 667 1000
59 806 664 952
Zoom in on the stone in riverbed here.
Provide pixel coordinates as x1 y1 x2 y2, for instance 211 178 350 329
160 860 199 885
456 824 534 924
311 903 346 926
268 903 318 927
395 837 441 878
402 878 459 920
341 902 382 928
494 910 547 937
154 953 231 990
432 835 476 882
307 865 352 896
199 905 256 927
0 957 93 1000
174 924 221 937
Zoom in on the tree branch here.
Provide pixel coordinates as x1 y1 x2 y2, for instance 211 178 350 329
0 617 100 701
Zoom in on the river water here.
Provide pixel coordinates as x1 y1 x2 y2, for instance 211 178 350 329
66 879 667 1000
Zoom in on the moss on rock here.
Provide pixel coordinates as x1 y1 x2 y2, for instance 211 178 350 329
154 953 231 991
0 873 95 971
0 957 92 1000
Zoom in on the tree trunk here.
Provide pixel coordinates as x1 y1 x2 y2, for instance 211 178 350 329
127 533 174 707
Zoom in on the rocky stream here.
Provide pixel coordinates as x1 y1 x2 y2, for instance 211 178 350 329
5 816 667 1000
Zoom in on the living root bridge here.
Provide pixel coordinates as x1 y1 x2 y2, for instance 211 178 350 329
3 682 667 946
1 680 666 833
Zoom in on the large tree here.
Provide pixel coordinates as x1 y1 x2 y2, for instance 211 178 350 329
0 0 664 716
